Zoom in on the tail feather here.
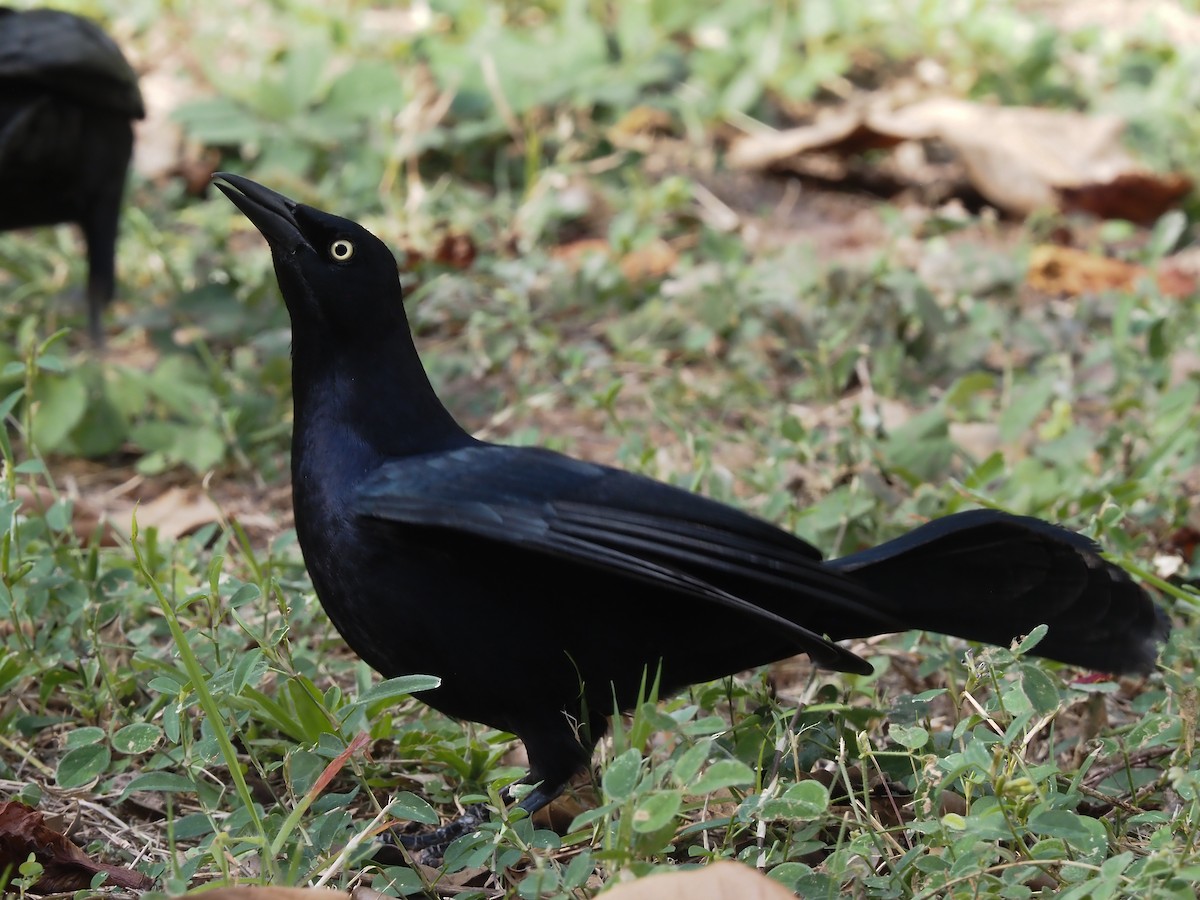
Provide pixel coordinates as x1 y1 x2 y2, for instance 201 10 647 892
828 509 1170 675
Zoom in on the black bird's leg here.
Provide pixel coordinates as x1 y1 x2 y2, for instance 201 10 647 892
81 195 119 343
378 764 575 861
393 801 492 852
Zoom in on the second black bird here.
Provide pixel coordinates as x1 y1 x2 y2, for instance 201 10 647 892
215 173 1169 831
0 8 144 341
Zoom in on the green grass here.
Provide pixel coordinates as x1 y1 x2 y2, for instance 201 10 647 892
2 0 1200 897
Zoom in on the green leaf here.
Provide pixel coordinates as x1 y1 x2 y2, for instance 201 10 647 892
690 758 755 795
632 789 681 833
944 371 996 411
63 726 106 749
391 790 439 825
1147 209 1187 260
70 387 128 457
1000 379 1055 444
282 41 330 114
119 772 198 799
1020 666 1061 714
338 674 442 723
671 742 709 787
377 865 425 897
1027 809 1103 847
56 745 111 789
562 851 594 889
602 748 643 801
963 451 1006 489
356 674 441 705
173 97 267 144
112 723 163 755
231 648 265 696
760 780 830 820
325 61 405 118
1014 623 1049 655
882 405 953 482
30 372 87 450
890 724 929 750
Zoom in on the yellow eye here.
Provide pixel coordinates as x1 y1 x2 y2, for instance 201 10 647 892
330 239 355 261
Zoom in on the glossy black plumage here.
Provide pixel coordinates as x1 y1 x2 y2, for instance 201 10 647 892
0 8 144 341
214 173 1170 825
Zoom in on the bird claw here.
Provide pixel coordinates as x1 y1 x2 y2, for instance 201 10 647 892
373 802 491 866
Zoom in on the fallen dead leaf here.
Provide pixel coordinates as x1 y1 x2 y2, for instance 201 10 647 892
948 422 1006 462
1027 245 1195 298
726 103 917 171
1058 172 1194 226
131 486 223 538
431 231 477 270
551 237 680 283
0 800 153 893
193 891 349 900
604 861 797 900
730 96 1190 221
1027 245 1141 295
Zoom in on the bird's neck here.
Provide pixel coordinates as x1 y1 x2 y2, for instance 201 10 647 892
290 328 471 467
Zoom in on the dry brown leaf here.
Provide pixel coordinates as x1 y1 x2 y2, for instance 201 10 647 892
608 105 679 151
886 100 1137 215
0 800 153 893
551 238 679 283
195 890 350 900
619 240 679 282
1026 244 1199 299
949 422 1006 462
731 96 1190 220
131 486 223 538
1058 172 1193 225
726 105 917 171
1028 246 1141 295
431 232 477 270
604 861 797 900
14 481 279 547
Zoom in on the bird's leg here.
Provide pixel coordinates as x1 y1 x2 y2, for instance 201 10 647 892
394 801 491 851
80 186 124 344
375 769 572 864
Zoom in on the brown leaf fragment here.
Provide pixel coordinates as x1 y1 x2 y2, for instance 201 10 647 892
731 96 1190 220
727 105 912 171
1027 245 1196 299
1058 172 1194 225
604 861 797 899
133 486 223 539
431 232 477 270
196 890 351 900
551 237 679 283
608 105 679 151
0 800 153 893
1156 260 1199 299
1164 525 1200 561
1027 245 1142 296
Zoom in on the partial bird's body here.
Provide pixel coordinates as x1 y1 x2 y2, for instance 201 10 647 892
215 173 1170 824
0 8 144 341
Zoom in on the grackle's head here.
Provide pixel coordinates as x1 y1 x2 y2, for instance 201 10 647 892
213 173 406 344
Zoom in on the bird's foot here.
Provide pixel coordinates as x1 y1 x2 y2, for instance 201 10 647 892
373 802 491 866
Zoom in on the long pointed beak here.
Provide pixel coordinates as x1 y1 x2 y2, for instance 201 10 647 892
213 172 306 252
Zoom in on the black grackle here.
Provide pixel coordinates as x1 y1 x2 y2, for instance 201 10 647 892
0 8 144 341
214 173 1170 847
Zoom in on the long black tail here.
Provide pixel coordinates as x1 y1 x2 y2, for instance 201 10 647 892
827 509 1170 675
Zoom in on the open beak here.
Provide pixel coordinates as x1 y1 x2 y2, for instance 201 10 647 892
213 172 306 252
